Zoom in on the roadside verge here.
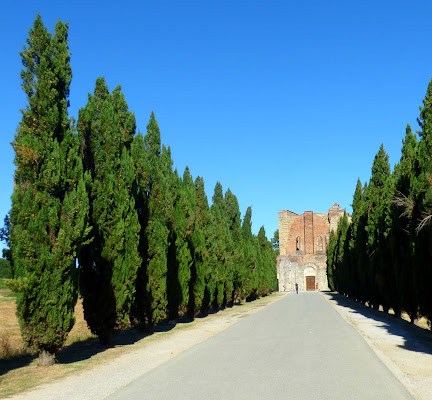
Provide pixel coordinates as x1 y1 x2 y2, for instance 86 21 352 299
322 292 432 400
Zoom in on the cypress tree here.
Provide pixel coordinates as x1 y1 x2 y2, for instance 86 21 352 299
130 131 151 327
209 182 232 308
132 114 173 327
241 206 259 300
224 189 244 302
144 143 171 326
181 168 205 318
257 226 277 295
9 15 89 365
271 229 280 256
365 144 391 308
78 78 140 344
414 78 432 322
391 124 418 320
326 229 338 291
166 170 192 318
343 179 363 299
189 176 210 315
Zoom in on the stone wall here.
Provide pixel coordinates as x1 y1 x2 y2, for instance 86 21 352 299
277 254 328 292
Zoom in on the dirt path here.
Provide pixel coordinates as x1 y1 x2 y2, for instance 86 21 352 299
323 292 432 400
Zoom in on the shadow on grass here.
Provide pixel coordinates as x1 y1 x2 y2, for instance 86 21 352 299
0 320 179 375
0 354 35 376
324 291 432 356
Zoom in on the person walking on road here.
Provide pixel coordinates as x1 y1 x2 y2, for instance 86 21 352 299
295 283 298 294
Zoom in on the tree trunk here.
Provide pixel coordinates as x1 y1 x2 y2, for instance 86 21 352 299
38 350 56 366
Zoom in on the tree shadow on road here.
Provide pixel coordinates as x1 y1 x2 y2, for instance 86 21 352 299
323 292 432 356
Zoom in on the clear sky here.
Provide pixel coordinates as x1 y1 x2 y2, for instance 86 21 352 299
1 1 432 254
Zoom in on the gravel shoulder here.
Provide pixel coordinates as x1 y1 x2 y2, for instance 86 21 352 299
3 293 285 400
323 292 432 400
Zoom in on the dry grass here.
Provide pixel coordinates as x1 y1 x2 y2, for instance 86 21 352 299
65 300 95 346
0 290 96 398
0 291 94 360
0 290 25 359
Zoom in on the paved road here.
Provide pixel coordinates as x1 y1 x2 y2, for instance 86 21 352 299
106 292 412 400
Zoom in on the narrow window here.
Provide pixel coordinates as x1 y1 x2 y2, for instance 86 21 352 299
296 237 302 251
317 235 323 253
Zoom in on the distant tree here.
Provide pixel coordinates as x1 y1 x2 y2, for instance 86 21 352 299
326 229 337 292
257 226 277 295
8 15 89 365
0 215 12 263
0 258 12 280
78 78 140 344
271 229 280 255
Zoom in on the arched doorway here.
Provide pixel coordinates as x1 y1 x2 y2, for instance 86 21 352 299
304 264 317 291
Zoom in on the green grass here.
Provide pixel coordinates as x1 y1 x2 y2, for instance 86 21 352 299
0 281 16 299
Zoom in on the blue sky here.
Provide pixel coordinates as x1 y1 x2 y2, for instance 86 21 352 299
1 1 432 254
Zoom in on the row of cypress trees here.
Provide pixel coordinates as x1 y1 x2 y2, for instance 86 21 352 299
7 16 277 365
327 77 432 329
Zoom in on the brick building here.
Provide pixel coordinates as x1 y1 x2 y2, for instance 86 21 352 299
277 204 346 292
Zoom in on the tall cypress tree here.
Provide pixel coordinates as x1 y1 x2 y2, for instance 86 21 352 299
135 113 170 327
365 144 391 308
189 176 210 315
257 226 276 296
167 170 192 319
326 229 338 291
130 131 151 327
241 206 259 300
9 15 89 365
209 182 232 308
78 78 140 344
224 189 244 302
391 124 418 320
182 168 205 318
414 78 432 322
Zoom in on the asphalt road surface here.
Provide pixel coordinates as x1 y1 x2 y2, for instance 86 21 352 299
106 292 413 400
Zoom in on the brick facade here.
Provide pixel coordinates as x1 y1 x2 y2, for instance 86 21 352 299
277 204 346 292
